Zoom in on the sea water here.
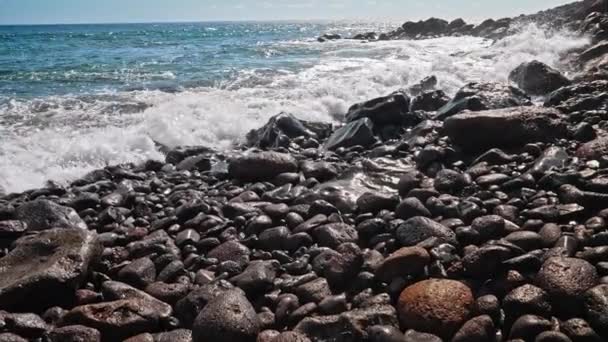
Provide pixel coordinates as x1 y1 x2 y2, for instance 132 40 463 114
0 21 589 193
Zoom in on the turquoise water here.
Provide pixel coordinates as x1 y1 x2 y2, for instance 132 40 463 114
0 22 588 193
0 22 397 98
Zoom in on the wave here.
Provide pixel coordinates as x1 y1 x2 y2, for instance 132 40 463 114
0 24 590 193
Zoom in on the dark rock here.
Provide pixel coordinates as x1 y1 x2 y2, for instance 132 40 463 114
396 217 457 247
346 90 410 125
207 240 251 265
295 278 332 304
508 314 552 340
318 33 342 42
61 290 171 341
48 325 101 342
165 146 214 165
545 80 608 113
174 281 234 327
312 223 358 248
528 147 568 178
153 329 193 342
534 331 573 342
118 257 156 288
452 315 495 342
444 106 567 151
229 152 298 182
577 136 608 160
395 197 431 219
584 284 608 334
410 90 450 112
176 155 212 172
536 257 599 314
397 279 474 338
300 161 338 182
15 199 86 231
230 260 276 295
374 246 430 282
436 82 531 120
434 169 471 193
192 289 259 342
273 331 312 342
561 318 602 342
0 220 27 238
409 76 438 96
246 113 330 149
509 60 571 95
294 305 398 341
356 192 399 213
403 330 442 342
324 118 376 150
0 228 100 310
503 284 552 318
367 325 404 342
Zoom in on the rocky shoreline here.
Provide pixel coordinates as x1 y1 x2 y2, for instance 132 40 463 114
3 1 608 342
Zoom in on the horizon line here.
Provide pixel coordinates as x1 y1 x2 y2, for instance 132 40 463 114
0 18 411 27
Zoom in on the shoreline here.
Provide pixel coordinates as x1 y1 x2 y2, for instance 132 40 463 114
3 1 608 341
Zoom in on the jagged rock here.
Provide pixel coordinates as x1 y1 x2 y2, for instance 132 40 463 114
246 113 331 148
324 118 376 150
410 90 450 112
409 76 438 96
0 228 100 310
509 60 571 95
444 106 567 151
317 33 341 42
229 151 298 182
295 305 398 341
581 41 608 64
61 298 170 341
192 289 259 342
15 199 86 231
435 82 531 120
165 146 215 165
545 80 608 113
345 90 410 126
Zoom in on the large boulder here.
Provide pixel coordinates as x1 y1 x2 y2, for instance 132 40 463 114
581 12 608 42
15 200 87 231
246 112 331 148
192 289 260 342
346 90 410 126
228 151 298 182
0 228 101 310
536 257 599 314
397 279 474 339
577 136 608 160
324 118 376 150
435 82 532 120
544 80 608 113
509 60 571 95
444 106 567 151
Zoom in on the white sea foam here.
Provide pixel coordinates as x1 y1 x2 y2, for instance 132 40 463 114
0 24 590 193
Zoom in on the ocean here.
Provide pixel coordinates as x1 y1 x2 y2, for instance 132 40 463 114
0 21 589 193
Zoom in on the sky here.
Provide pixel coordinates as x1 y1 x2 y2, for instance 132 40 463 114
0 0 578 25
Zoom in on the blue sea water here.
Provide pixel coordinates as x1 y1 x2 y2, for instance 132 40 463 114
0 21 589 193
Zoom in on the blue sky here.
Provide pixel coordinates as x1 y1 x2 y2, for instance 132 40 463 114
0 0 576 25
